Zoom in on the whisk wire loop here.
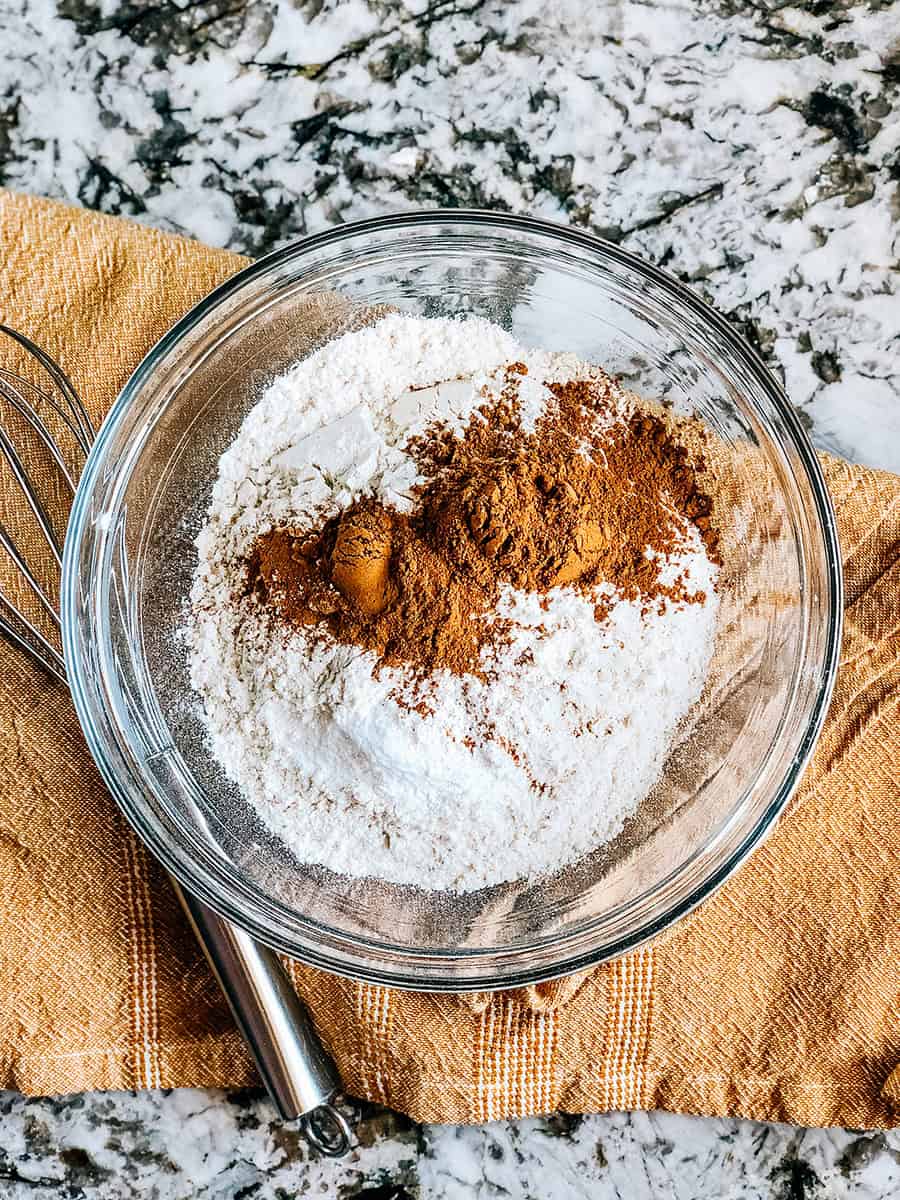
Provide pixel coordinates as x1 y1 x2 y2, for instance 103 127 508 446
0 424 65 565
0 325 95 682
0 325 94 449
0 590 67 682
0 371 84 486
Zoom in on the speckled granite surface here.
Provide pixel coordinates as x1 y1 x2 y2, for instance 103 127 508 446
0 0 898 1196
2 1090 900 1200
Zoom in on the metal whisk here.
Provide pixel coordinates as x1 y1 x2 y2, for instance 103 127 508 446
0 325 352 1156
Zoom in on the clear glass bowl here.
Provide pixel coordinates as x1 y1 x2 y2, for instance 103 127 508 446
62 213 842 990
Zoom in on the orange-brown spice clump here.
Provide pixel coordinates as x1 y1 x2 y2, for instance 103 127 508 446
253 507 506 679
248 369 719 680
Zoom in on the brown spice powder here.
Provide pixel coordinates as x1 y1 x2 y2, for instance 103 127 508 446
249 369 719 681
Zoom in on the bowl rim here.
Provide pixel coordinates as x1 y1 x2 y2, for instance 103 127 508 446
62 209 843 990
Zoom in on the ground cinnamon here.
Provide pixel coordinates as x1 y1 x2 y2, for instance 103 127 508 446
249 368 719 680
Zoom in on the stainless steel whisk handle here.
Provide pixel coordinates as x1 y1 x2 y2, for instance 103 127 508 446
176 884 352 1155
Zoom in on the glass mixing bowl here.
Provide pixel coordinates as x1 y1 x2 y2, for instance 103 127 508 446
62 212 842 990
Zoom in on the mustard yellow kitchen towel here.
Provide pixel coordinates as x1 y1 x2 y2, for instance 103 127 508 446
0 189 897 1129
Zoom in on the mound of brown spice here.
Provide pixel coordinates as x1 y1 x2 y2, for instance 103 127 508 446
247 367 719 681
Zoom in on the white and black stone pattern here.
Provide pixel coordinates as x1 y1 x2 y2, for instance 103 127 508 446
2 1090 900 1200
0 1 899 1196
1 0 899 469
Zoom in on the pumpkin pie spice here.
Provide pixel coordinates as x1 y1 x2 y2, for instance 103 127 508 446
249 366 719 681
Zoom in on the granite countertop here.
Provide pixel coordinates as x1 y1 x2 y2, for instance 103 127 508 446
1 0 898 1196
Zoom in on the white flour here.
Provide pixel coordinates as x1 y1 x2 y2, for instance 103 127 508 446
188 315 719 892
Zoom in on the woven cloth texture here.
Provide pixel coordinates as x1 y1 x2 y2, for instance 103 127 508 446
0 190 897 1129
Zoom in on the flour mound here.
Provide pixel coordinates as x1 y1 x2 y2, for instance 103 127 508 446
187 315 719 892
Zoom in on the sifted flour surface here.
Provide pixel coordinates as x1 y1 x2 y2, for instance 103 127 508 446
187 315 719 892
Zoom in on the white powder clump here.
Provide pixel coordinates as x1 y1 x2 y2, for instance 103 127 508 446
188 314 719 892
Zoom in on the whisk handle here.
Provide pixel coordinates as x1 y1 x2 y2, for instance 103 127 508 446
174 881 351 1154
